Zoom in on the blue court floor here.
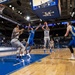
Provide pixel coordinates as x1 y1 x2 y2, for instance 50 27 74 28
0 54 48 75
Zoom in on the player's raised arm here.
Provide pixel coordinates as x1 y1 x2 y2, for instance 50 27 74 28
42 25 45 30
64 28 70 37
46 24 50 30
64 24 71 37
35 23 41 30
28 23 31 32
19 28 24 35
14 25 23 33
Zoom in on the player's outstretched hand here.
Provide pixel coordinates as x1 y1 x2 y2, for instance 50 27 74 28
21 28 24 31
39 23 42 26
28 23 31 27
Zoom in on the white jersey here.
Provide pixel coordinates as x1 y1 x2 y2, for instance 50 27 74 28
44 29 50 37
11 28 19 39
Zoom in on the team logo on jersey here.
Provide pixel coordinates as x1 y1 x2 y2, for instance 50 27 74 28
46 31 48 33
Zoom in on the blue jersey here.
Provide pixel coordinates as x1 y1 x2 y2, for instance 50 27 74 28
27 30 35 46
69 26 75 46
28 30 35 39
71 26 75 39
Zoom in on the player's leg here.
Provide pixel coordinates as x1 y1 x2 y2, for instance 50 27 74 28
52 44 55 52
47 37 52 53
19 42 25 56
27 40 34 58
44 37 47 53
11 39 21 58
15 40 25 57
50 44 55 53
47 37 50 50
16 47 21 57
27 46 32 58
26 39 33 58
25 38 30 54
68 40 75 59
50 44 52 54
29 46 33 53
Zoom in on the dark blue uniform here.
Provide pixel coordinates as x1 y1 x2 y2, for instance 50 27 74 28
69 26 75 46
27 30 35 46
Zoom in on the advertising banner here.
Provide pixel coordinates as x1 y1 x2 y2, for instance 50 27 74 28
31 0 61 20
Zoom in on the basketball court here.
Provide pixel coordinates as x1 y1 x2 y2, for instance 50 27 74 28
0 48 75 75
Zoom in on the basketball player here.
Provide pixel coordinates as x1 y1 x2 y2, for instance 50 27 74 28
25 23 41 58
42 22 50 53
64 21 75 59
11 25 25 58
50 38 54 54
